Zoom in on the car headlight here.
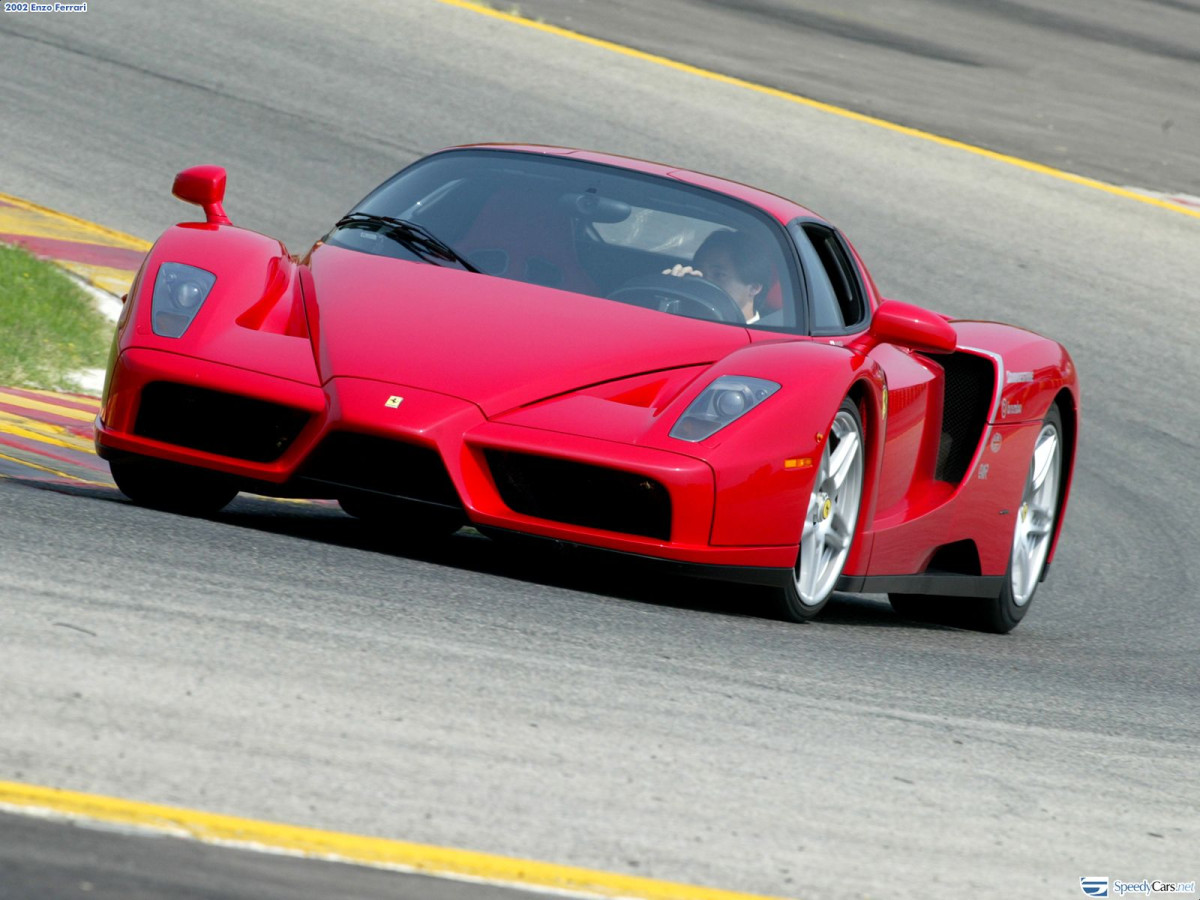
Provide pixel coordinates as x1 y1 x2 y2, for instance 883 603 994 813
151 262 216 337
669 375 780 442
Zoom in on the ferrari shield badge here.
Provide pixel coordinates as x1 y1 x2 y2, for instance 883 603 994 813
385 395 404 408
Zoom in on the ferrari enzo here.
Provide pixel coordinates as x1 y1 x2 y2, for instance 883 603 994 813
97 144 1078 632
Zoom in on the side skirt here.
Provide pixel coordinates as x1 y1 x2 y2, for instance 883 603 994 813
837 572 1005 598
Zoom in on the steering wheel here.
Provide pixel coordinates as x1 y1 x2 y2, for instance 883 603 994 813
607 273 744 323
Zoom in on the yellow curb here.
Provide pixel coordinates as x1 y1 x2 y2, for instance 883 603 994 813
0 781 790 900
437 0 1200 222
11 386 102 406
0 450 78 479
0 192 147 296
0 192 151 250
0 413 94 451
0 391 99 423
0 203 138 249
58 260 138 297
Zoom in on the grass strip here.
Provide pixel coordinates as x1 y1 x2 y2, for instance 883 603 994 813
0 242 112 392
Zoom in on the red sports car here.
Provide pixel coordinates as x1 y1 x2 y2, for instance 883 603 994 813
97 144 1078 632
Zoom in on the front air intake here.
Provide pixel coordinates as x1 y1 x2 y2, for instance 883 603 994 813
134 382 310 463
299 432 461 509
485 450 672 541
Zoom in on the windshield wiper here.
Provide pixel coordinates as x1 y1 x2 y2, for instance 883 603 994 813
333 212 480 273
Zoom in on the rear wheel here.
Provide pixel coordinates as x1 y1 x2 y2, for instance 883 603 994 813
890 405 1065 633
109 455 239 516
773 398 865 622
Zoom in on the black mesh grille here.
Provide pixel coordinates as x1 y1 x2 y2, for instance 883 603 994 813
485 450 671 540
299 432 461 508
936 352 995 483
134 382 310 463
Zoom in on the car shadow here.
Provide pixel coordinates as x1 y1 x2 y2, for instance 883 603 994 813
14 474 925 629
217 495 921 629
225 497 777 621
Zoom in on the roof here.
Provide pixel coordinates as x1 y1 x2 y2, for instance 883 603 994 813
442 143 822 225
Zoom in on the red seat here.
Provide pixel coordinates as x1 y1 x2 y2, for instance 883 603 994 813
762 268 783 313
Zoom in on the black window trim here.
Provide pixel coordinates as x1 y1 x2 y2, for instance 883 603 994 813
787 217 872 338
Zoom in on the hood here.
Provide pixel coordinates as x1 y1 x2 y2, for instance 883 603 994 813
305 244 750 416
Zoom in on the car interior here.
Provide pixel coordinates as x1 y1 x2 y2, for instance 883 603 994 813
335 150 807 331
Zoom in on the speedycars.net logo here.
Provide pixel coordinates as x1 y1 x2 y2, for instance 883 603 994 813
1081 878 1198 897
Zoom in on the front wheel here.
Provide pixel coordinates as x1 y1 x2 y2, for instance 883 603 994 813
890 405 1065 633
110 455 239 516
773 398 865 622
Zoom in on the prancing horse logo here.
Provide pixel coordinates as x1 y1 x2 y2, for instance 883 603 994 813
385 395 403 408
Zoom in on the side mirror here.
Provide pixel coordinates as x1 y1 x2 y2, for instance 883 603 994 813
172 165 231 225
869 299 957 354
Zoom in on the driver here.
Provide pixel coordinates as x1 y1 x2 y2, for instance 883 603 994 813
663 229 770 324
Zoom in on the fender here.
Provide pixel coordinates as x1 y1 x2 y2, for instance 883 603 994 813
117 223 318 387
954 320 1080 568
953 320 1079 426
663 340 884 553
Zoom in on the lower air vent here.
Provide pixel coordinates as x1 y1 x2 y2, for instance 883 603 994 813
300 432 461 508
926 539 982 576
134 382 309 463
485 450 671 541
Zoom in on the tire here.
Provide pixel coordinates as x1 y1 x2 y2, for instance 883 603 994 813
890 405 1065 633
338 494 463 540
773 398 865 622
110 455 239 516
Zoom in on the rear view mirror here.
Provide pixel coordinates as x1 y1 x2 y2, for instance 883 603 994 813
172 165 230 225
869 300 957 354
559 191 631 223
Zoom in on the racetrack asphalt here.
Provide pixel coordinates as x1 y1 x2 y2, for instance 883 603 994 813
510 0 1200 203
0 807 563 900
1 2 1199 899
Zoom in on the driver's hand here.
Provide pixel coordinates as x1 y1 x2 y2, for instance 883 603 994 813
662 264 703 278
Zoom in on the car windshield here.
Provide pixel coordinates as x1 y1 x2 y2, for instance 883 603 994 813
328 149 801 331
